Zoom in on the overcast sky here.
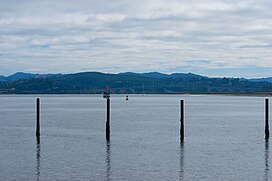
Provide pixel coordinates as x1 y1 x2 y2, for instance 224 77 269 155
1 0 272 77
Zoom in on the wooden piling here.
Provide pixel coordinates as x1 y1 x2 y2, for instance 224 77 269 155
106 98 110 141
180 100 184 142
36 98 40 138
265 98 269 139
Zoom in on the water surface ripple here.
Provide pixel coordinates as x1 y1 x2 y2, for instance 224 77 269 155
0 94 271 180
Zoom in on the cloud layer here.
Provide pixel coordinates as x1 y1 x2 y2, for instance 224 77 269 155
1 0 272 77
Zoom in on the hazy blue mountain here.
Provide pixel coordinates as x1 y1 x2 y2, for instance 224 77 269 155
119 72 203 78
0 76 5 82
140 72 169 78
7 72 36 81
118 72 139 76
170 73 204 78
119 72 168 78
0 72 61 82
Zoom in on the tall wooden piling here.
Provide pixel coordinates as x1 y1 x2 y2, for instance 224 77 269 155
180 100 184 142
36 98 40 138
265 98 269 139
106 98 110 141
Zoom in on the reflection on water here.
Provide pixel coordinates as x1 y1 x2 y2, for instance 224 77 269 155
2 95 272 180
264 139 269 181
179 141 185 181
36 137 41 181
106 141 111 181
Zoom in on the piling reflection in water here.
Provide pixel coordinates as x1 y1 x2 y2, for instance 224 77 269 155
106 141 111 181
36 137 41 181
264 139 269 181
179 142 185 181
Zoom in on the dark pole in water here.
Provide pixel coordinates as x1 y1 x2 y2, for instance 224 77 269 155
265 98 269 139
106 98 110 141
180 100 184 142
36 98 40 138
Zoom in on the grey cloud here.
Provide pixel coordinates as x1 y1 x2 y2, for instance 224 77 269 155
0 0 272 76
239 44 272 49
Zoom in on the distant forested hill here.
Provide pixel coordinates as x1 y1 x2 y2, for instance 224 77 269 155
0 72 272 94
0 72 60 82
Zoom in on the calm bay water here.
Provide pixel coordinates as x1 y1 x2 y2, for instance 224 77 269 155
0 94 271 180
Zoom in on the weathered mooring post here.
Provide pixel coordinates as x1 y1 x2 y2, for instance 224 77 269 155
36 98 40 138
265 98 269 139
180 100 184 142
106 98 110 141
103 87 111 141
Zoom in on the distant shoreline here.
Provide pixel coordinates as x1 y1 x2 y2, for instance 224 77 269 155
0 92 271 97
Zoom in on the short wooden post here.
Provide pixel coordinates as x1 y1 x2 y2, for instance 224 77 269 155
180 100 184 142
36 98 40 138
106 98 110 141
265 99 269 139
